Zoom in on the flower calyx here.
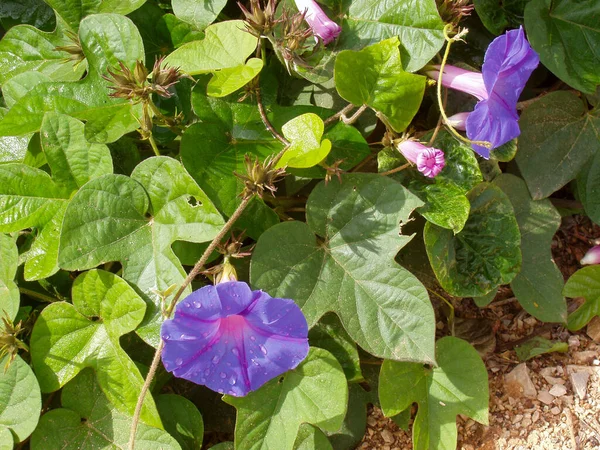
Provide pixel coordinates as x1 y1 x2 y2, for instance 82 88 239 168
0 313 28 372
235 154 287 198
54 31 85 66
239 0 281 37
323 159 345 185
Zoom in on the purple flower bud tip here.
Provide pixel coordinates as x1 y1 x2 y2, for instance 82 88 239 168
431 27 539 158
397 140 445 178
581 245 600 265
161 281 309 397
294 0 341 44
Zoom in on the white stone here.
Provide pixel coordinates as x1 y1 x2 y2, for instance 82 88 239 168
537 390 554 405
587 316 600 342
569 370 590 399
549 384 567 397
505 363 537 399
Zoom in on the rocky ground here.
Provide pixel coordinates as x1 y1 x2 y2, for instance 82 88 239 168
358 215 600 450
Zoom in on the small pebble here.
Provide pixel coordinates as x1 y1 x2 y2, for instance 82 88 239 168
550 406 561 415
549 384 567 397
537 390 554 405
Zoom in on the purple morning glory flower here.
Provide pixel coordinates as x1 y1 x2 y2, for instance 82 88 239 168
294 0 341 45
161 281 309 397
427 27 539 158
397 140 445 178
581 245 600 265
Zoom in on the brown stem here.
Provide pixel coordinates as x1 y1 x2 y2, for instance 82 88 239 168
256 88 289 145
379 162 411 177
323 103 355 126
341 105 367 125
127 195 254 450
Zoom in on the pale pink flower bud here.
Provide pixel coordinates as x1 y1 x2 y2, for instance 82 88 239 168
581 245 600 265
426 65 488 101
446 112 470 131
294 0 341 44
397 140 445 178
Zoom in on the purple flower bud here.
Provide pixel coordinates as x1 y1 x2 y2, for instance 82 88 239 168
581 245 600 265
294 0 341 44
428 27 539 159
397 140 445 178
161 282 309 396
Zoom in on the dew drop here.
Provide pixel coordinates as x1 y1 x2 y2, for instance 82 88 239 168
251 359 260 367
185 303 191 308
259 345 268 355
220 372 227 379
180 333 186 339
212 355 220 364
175 358 183 366
250 336 256 342
229 375 237 385
200 377 206 383
194 301 202 309
163 334 170 340
204 368 211 376
231 348 240 356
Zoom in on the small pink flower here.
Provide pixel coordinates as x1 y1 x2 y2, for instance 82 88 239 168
581 245 600 265
294 0 341 44
397 140 445 178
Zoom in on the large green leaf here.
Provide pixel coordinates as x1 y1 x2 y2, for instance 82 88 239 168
564 265 600 331
0 113 112 280
294 424 333 450
0 16 85 85
0 14 144 143
251 173 436 362
30 270 161 428
524 0 600 94
0 234 19 321
424 183 522 297
58 157 224 345
379 337 488 450
334 37 426 132
156 394 204 450
0 0 55 31
225 348 347 450
577 149 600 225
494 174 566 323
45 0 146 30
0 355 41 444
339 0 444 72
207 58 264 98
515 91 600 199
172 0 227 31
30 370 179 450
164 20 258 75
474 0 530 35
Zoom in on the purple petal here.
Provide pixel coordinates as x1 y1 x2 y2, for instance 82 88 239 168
416 148 445 178
466 99 520 159
482 26 540 109
161 282 309 397
295 0 341 44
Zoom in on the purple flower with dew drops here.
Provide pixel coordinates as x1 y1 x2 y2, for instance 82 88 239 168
427 27 539 159
581 245 600 266
294 0 341 45
161 281 309 397
397 140 445 178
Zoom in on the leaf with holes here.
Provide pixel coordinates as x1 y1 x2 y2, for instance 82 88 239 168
224 348 347 450
0 113 112 280
58 157 224 346
251 173 436 363
30 270 161 428
379 337 489 450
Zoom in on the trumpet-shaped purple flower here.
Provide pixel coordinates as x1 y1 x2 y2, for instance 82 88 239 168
161 281 309 397
294 0 341 44
581 245 600 265
397 140 445 178
428 27 539 158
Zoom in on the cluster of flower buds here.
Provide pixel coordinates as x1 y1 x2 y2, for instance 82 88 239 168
235 155 286 198
54 31 85 65
238 0 280 37
0 313 28 372
204 232 254 284
103 57 185 104
436 0 474 27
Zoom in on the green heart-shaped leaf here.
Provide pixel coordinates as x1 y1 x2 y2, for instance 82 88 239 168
334 37 426 132
172 0 227 31
277 113 332 169
565 265 600 331
251 173 436 362
156 394 204 450
30 269 161 428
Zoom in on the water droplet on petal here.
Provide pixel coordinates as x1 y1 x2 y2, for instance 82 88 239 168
194 301 202 309
175 358 183 366
212 355 220 364
251 359 259 366
185 303 191 308
231 348 240 356
200 377 206 383
163 334 170 340
220 372 227 378
250 336 256 342
204 368 210 376
259 345 268 355
229 375 236 385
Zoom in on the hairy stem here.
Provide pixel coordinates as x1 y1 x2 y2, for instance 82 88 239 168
256 87 289 146
341 105 368 125
379 162 411 177
323 103 355 126
128 195 254 449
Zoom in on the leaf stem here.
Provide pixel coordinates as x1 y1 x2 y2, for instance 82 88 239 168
256 87 289 146
436 25 491 150
323 103 355 126
148 134 161 157
19 287 58 303
127 195 254 449
379 162 411 177
341 105 367 125
427 288 455 336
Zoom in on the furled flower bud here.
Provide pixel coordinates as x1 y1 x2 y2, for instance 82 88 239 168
54 31 85 65
235 155 286 198
294 0 341 44
581 245 600 265
238 0 280 37
0 313 28 372
397 140 446 178
446 112 470 131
